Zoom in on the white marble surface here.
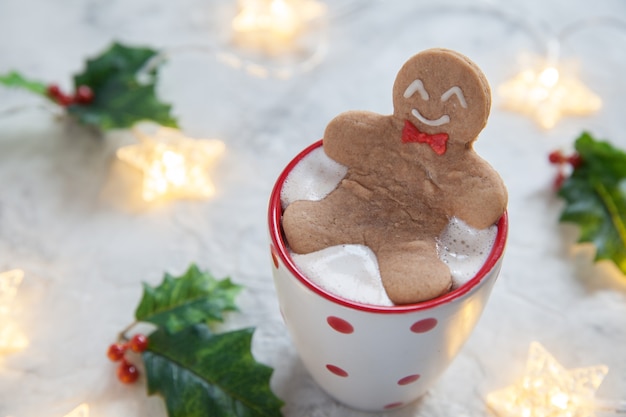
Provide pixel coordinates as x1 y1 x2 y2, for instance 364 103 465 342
1 0 626 416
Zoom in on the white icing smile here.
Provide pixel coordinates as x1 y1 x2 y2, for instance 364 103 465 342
403 80 469 127
411 109 450 126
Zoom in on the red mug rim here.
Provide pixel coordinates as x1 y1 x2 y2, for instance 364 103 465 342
268 139 508 314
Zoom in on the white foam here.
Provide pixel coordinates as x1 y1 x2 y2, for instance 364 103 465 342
292 245 395 306
282 148 498 306
437 217 497 288
280 147 347 207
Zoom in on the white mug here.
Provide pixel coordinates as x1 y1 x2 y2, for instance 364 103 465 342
269 141 508 412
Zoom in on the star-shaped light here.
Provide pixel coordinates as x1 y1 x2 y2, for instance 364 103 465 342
0 319 28 354
117 124 225 202
63 403 89 417
499 65 601 129
232 0 326 41
0 269 28 354
487 342 608 417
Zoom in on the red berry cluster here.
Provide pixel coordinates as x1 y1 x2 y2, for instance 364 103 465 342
107 334 148 384
46 84 94 107
548 150 582 190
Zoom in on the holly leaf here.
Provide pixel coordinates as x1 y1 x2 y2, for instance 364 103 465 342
0 71 48 96
143 324 284 417
135 264 243 333
558 132 626 273
0 43 177 131
67 42 178 130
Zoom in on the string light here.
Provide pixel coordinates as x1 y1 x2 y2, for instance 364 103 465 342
116 123 225 202
62 403 89 417
487 342 626 417
232 0 327 47
499 61 602 129
0 269 28 354
498 16 626 129
216 0 331 79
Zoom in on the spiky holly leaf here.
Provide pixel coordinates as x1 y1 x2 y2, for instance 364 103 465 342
143 324 284 417
558 132 626 274
0 71 47 95
135 264 243 333
67 42 178 130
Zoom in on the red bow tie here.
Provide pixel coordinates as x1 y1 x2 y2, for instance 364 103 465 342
401 120 448 155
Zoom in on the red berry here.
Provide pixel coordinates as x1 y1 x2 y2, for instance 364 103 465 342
548 150 565 164
46 84 62 98
117 360 139 384
74 85 94 104
46 84 73 106
567 153 582 168
107 343 126 362
56 93 74 107
129 334 148 353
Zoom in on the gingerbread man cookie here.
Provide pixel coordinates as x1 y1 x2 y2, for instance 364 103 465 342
282 48 508 304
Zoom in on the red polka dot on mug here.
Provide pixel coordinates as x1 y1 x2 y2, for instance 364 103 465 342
410 318 437 333
326 364 349 377
326 316 354 334
384 402 404 409
397 374 420 385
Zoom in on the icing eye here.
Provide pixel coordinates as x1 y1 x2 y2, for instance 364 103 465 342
441 86 467 108
404 79 429 100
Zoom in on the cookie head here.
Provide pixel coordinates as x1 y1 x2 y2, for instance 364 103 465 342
392 48 491 145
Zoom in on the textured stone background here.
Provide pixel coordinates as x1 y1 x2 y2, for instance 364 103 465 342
1 0 625 416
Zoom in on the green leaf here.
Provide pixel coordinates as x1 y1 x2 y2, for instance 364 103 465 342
67 42 178 130
135 264 243 333
143 324 284 417
558 132 626 273
0 71 47 95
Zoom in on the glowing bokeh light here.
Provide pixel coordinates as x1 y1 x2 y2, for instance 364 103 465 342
0 269 28 354
499 64 601 129
117 124 225 202
232 0 326 45
63 403 89 417
487 342 609 417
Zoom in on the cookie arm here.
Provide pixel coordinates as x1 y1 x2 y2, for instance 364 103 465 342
323 111 392 167
445 163 508 229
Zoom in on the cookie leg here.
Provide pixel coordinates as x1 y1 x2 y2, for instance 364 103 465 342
282 199 346 254
377 240 452 304
282 185 371 254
